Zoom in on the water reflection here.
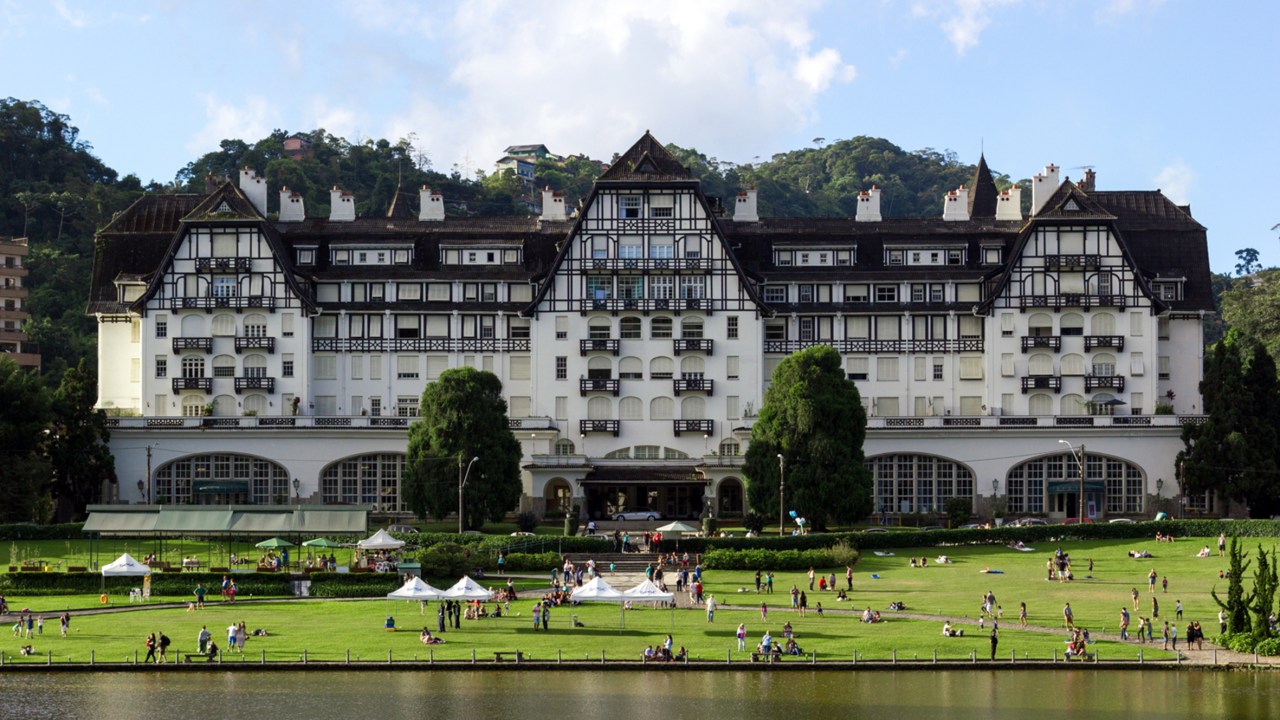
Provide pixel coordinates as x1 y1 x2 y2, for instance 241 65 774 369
1 670 1276 720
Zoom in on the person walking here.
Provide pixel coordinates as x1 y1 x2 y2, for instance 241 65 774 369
158 631 171 663
736 623 747 651
59 612 69 638
760 602 768 622
144 633 158 663
1218 532 1226 557
798 591 808 617
766 572 774 594
1161 622 1170 650
755 570 762 593
540 602 550 631
1131 587 1140 610
1063 602 1074 628
1162 575 1168 593
1176 599 1183 620
1148 568 1158 593
846 565 853 591
1019 602 1028 628
706 594 717 623
194 583 206 609
1120 607 1130 640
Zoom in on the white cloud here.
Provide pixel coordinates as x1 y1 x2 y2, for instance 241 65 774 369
912 0 1020 55
379 0 856 172
1154 160 1194 205
51 0 88 28
186 94 274 156
889 48 909 68
308 98 362 140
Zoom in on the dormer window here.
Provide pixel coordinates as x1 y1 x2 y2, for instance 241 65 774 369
619 196 642 219
297 249 315 265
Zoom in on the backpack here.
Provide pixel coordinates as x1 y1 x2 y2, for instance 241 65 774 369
159 634 170 648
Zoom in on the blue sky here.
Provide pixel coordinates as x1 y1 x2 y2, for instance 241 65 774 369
2 0 1275 273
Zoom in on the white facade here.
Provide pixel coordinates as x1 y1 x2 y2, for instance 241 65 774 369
91 134 1214 520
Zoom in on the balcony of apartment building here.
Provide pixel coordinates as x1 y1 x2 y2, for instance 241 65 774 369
170 296 277 311
1084 375 1126 392
235 336 276 353
672 377 713 396
1021 375 1062 393
579 378 620 396
579 419 620 436
673 419 713 436
1019 294 1126 311
1042 254 1102 269
867 414 1197 430
172 337 213 353
579 338 620 356
172 377 213 392
234 376 275 393
673 338 713 355
1085 335 1125 351
1021 335 1062 352
194 257 251 273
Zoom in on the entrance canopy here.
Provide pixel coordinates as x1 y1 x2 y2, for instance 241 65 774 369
1046 481 1106 494
83 504 370 537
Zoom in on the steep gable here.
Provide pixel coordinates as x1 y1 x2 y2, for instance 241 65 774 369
597 131 691 182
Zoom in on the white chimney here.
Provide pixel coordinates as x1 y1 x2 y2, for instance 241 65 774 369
1031 163 1060 215
734 188 758 222
996 186 1023 221
942 185 970 221
855 186 881 222
419 186 444 222
329 185 355 222
278 186 305 222
540 186 566 222
239 167 267 216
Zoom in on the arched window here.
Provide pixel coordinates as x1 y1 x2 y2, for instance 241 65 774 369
680 355 705 376
680 396 705 418
243 354 267 378
650 397 674 420
320 453 407 511
587 356 612 378
156 452 293 505
242 394 267 415
619 317 642 339
180 315 205 336
1028 393 1054 416
212 354 235 378
543 478 573 515
553 439 576 455
211 313 236 336
1028 353 1054 376
1092 353 1117 376
718 477 744 516
650 356 674 379
1091 312 1116 335
213 395 236 416
651 317 672 339
604 447 632 459
865 453 975 515
1004 451 1145 515
1061 353 1085 376
619 396 643 420
681 318 704 338
181 395 206 417
1027 313 1053 336
619 356 643 379
588 317 611 339
718 438 741 456
1060 393 1086 416
244 313 268 338
1060 313 1084 336
587 396 612 420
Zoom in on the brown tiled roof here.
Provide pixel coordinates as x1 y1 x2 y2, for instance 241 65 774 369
1091 191 1204 230
597 132 691 182
99 195 204 236
1033 181 1115 221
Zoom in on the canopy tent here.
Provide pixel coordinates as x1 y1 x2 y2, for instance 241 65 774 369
387 576 446 601
441 575 494 601
302 537 343 549
357 528 405 550
101 553 151 576
255 537 294 549
570 576 626 602
622 578 675 603
654 521 699 534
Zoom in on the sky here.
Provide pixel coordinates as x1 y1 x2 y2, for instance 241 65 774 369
2 0 1276 273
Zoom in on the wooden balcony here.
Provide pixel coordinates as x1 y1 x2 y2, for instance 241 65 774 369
171 337 213 353
579 378 620 396
171 377 212 392
1042 254 1102 269
194 257 251 273
1085 335 1125 351
234 377 275 393
579 338 620 356
1085 375 1126 391
673 378 714 396
579 419 620 436
673 419 714 436
235 336 276 353
1021 335 1061 352
673 338 713 355
1019 294 1126 311
169 296 277 311
1021 376 1062 393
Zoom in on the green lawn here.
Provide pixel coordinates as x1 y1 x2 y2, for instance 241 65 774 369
4 534 1247 665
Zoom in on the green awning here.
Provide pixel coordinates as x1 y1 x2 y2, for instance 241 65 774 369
84 504 371 537
1047 481 1107 494
153 509 233 532
193 480 250 495
82 511 158 534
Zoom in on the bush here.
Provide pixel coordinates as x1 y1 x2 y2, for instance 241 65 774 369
741 513 767 535
500 551 560 572
701 547 859 571
308 572 401 598
418 543 472 578
0 571 291 597
1254 637 1280 656
944 498 972 527
0 523 84 541
515 512 539 534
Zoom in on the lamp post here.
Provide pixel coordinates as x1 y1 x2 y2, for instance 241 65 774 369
457 455 480 534
1059 440 1085 521
777 454 785 537
1156 477 1163 515
293 477 301 502
992 478 1000 525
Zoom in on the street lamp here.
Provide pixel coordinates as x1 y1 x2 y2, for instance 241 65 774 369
777 454 785 537
136 479 146 505
458 455 480 534
293 477 301 501
1059 439 1085 521
1156 478 1163 515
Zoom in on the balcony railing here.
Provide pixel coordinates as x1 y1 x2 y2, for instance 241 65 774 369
172 337 213 353
673 419 714 436
235 336 275 353
579 419 620 436
673 378 714 396
1042 254 1102 269
579 378 620 396
579 338 620 356
169 296 277 311
763 339 985 354
576 298 709 313
194 257 252 273
673 338 713 355
234 377 275 393
1021 335 1061 352
1085 375 1126 391
171 377 212 392
1019 294 1126 311
1021 376 1062 393
1085 335 1126 351
310 338 530 352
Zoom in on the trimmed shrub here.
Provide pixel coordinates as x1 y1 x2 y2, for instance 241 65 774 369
515 512 539 534
701 547 859 571
498 551 560 572
0 571 291 597
308 572 401 598
0 523 84 541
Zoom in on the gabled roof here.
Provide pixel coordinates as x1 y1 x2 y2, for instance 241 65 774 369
98 194 205 236
1033 181 1115 220
181 181 264 221
597 131 691 182
968 154 999 218
386 189 418 220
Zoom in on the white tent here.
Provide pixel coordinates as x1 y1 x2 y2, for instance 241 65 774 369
654 521 699 534
357 528 406 550
441 575 494 601
387 576 445 601
570 576 626 602
101 553 151 576
622 578 675 603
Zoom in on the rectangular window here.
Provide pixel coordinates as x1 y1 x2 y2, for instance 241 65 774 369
959 315 982 339
844 284 869 303
1158 356 1171 380
425 356 448 379
727 316 739 340
847 357 869 381
155 317 168 338
875 286 898 303
763 286 786 303
369 397 382 417
619 196 642 218
1000 313 1014 337
350 355 363 380
984 248 1001 264
509 396 531 418
1001 353 1015 377
282 354 295 378
396 355 419 379
314 355 337 380
913 357 927 382
764 322 786 341
799 285 815 303
1130 353 1145 376
1130 311 1144 336
959 396 982 415
155 357 167 378
396 396 420 418
281 313 295 337
398 284 421 301
726 396 740 420
297 249 314 265
370 355 382 380
933 358 944 381
959 356 983 380
130 320 141 343
555 396 568 421
212 276 238 298
877 357 899 382
428 284 450 301
510 356 531 380
555 356 567 380
930 285 945 303
1158 317 1170 340
649 276 674 300
887 250 904 265
727 355 740 381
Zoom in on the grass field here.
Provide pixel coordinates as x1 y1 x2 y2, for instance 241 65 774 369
4 534 1255 666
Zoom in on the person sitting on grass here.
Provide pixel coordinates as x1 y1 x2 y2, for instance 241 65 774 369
943 621 963 637
673 646 687 662
785 637 803 656
420 627 445 645
642 645 656 662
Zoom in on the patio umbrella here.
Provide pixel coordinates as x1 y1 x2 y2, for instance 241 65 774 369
255 537 294 549
302 538 342 548
655 521 699 534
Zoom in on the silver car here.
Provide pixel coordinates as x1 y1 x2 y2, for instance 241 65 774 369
612 509 663 521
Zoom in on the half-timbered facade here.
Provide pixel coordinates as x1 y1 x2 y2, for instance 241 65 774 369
90 134 1215 520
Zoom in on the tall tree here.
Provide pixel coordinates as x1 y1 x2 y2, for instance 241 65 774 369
1220 268 1280 364
44 359 115 520
402 367 522 529
1211 536 1254 636
0 357 53 522
743 345 872 530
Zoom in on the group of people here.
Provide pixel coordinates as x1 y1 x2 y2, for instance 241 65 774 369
641 634 686 662
11 611 71 642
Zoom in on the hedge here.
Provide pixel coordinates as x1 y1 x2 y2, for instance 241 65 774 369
702 546 859 571
0 523 85 541
307 572 401 598
498 551 561 572
0 571 291 597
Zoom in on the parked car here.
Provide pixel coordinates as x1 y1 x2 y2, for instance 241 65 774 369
958 523 983 530
1014 518 1048 527
612 509 663 521
1108 518 1136 524
387 524 419 533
